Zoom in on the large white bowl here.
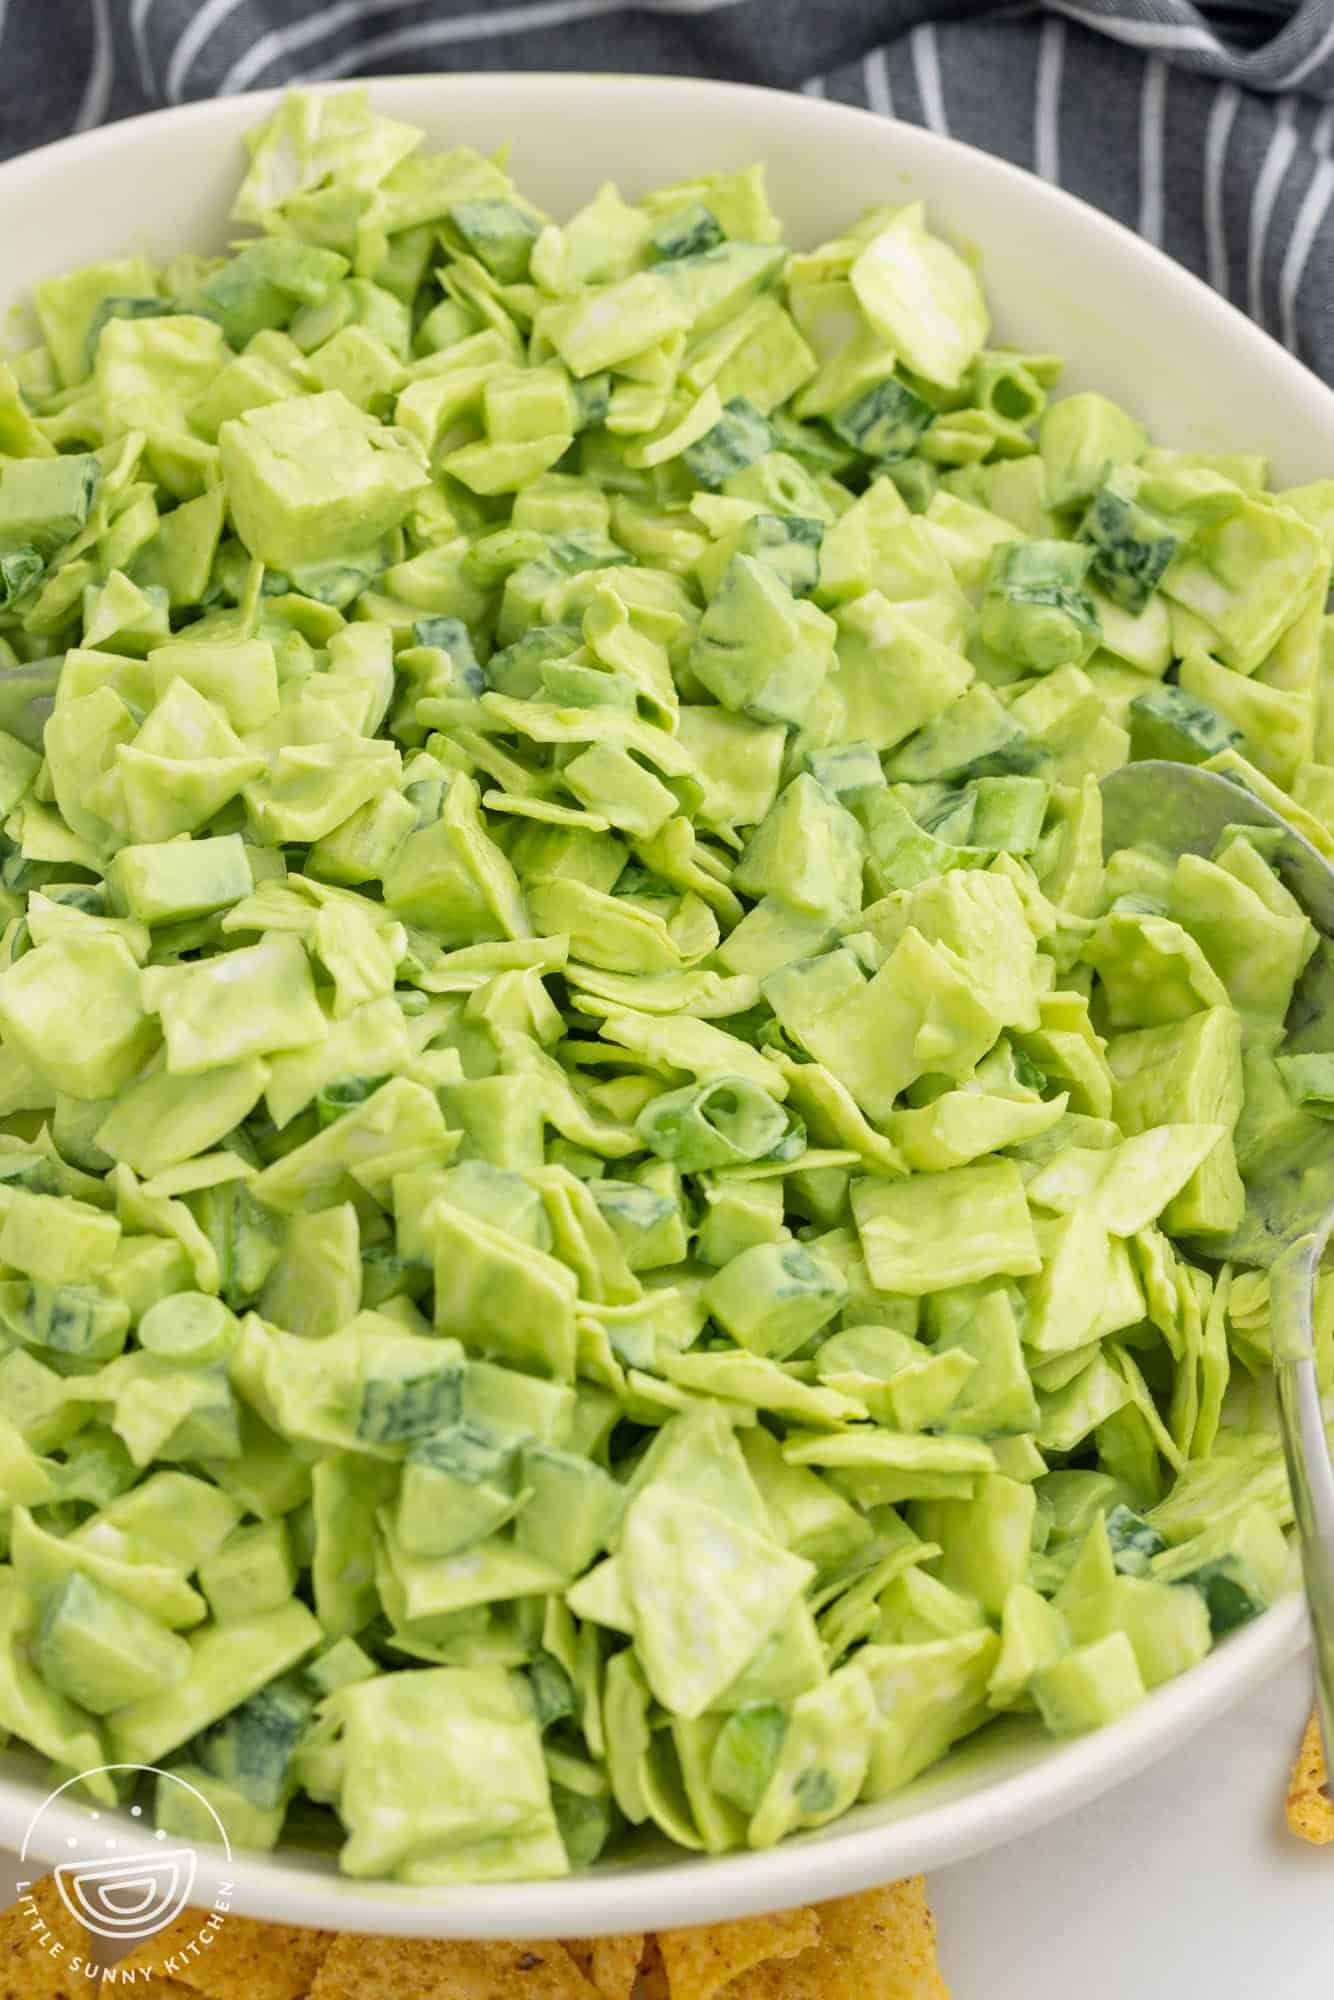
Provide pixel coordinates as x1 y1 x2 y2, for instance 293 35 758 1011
0 75 1318 1939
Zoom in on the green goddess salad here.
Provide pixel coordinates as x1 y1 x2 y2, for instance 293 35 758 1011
0 85 1328 1883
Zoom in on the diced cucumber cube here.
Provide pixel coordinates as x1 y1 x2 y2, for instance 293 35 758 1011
1082 475 1183 612
968 774 1049 853
914 1475 1037 1618
807 741 883 808
1128 683 1242 765
110 1602 320 1766
734 511 823 598
1039 392 1147 511
981 539 1100 673
355 1334 465 1445
652 204 724 261
0 548 44 607
885 458 938 513
38 1570 191 1715
1104 1503 1169 1577
883 685 1027 783
396 1421 521 1557
155 1762 286 1853
448 200 542 284
196 239 347 347
682 396 772 489
589 1178 687 1273
1152 1502 1291 1634
0 453 100 558
831 374 935 463
0 1279 129 1362
1033 1630 1146 1733
696 1178 787 1266
988 1583 1068 1710
199 1520 297 1624
219 391 427 573
191 1674 314 1808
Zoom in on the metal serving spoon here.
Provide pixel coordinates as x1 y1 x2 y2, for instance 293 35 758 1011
1102 759 1334 1769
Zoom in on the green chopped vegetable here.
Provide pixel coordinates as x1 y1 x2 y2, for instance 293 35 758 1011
831 374 935 463
681 396 772 488
0 83 1316 1888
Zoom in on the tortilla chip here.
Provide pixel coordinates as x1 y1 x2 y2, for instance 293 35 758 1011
641 1939 671 2000
718 1880 949 1999
1287 1704 1334 1846
659 1908 820 2000
591 1934 648 1998
562 1935 645 1997
0 1873 94 2000
115 1909 333 1998
307 1934 603 1999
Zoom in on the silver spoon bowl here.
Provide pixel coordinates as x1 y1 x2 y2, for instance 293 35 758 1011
1102 759 1334 1768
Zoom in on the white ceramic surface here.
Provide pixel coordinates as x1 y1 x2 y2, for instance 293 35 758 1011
0 1659 1325 1997
929 1654 1326 2000
0 74 1326 1938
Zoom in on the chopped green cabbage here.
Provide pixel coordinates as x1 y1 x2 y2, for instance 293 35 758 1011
0 84 1321 1885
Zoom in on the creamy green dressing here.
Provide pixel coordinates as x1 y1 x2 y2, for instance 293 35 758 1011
0 83 1326 1881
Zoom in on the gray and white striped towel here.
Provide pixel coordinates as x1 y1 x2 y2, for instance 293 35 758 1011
2 0 1334 378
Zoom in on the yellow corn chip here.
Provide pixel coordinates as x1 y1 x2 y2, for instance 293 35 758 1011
115 1908 334 1999
659 1907 820 2000
560 1928 644 1992
717 1880 949 1999
307 1933 603 1999
592 1934 648 1998
641 1939 671 2000
0 1873 94 2000
562 1935 647 1999
1287 1704 1334 1846
566 1940 596 1980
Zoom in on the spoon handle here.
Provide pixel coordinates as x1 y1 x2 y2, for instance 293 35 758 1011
1271 1229 1334 1763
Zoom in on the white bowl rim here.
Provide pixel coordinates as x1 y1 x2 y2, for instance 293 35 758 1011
0 72 1321 1937
6 1600 1306 1936
5 68 1332 413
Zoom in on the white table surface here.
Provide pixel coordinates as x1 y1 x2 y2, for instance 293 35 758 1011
931 1654 1329 1999
0 1659 1325 1996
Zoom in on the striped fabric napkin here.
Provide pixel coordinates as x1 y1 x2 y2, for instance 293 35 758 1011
0 0 1332 372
